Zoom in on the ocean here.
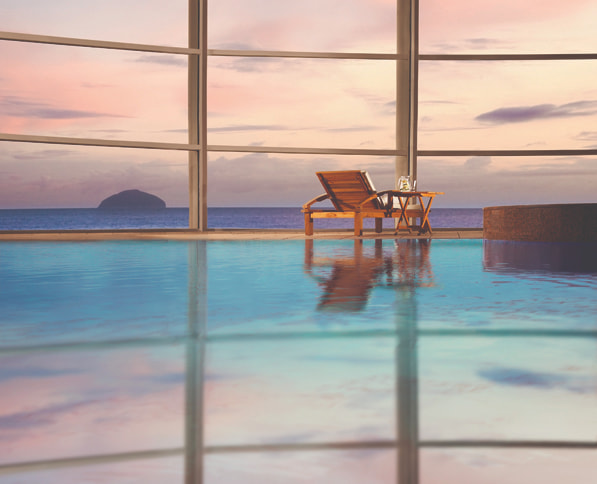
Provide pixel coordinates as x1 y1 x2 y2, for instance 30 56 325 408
0 207 483 231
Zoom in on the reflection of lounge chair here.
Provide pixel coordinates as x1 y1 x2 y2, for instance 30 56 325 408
316 261 382 311
304 239 435 312
302 170 424 236
304 239 385 311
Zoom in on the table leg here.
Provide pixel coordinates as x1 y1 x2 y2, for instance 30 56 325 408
396 195 412 233
395 195 413 232
418 195 436 234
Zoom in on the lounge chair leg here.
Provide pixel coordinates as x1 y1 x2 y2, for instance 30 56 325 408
304 212 314 236
354 214 363 236
375 218 383 233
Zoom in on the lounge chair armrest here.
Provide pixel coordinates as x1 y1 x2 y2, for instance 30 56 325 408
302 193 330 210
357 190 394 210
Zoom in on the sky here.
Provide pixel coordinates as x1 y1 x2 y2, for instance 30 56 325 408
1 0 597 208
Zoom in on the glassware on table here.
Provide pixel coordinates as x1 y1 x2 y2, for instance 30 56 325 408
398 175 412 191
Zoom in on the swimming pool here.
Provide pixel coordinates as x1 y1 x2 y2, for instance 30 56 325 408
1 239 596 483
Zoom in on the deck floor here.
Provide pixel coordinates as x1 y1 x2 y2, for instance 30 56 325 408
0 228 483 241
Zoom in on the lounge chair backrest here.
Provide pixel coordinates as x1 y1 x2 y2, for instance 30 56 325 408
316 170 382 211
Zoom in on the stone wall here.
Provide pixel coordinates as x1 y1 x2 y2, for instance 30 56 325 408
483 204 597 242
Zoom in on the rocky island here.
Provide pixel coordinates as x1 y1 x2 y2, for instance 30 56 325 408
97 189 166 210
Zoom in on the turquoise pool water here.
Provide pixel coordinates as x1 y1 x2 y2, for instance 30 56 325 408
0 239 596 483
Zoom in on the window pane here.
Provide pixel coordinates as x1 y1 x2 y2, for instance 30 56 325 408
208 152 397 209
209 0 396 53
0 42 187 143
420 0 597 54
0 142 188 213
208 57 396 150
0 0 187 47
417 155 597 208
418 61 597 151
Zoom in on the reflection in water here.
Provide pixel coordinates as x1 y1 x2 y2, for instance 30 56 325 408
1 240 596 483
304 239 434 312
304 239 384 311
303 239 436 484
483 240 597 274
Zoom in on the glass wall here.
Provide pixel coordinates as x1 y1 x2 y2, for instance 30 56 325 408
417 0 597 208
1 0 596 218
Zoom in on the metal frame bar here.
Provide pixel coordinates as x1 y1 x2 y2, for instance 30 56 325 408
210 49 405 60
420 53 597 61
0 133 199 151
2 438 595 476
187 0 208 230
0 30 200 55
3 133 597 158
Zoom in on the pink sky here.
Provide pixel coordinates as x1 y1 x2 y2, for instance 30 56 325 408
1 0 596 208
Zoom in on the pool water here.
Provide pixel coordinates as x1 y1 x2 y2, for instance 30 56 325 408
0 239 596 483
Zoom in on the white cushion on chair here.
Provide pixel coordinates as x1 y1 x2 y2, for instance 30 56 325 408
363 171 376 192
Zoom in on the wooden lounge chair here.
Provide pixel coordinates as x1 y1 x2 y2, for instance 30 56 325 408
302 170 425 236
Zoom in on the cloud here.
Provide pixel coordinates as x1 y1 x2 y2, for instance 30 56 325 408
325 126 381 133
1 96 128 120
208 124 289 133
218 56 287 73
207 152 395 207
382 100 396 115
576 131 597 141
464 156 491 170
148 372 185 385
465 38 506 48
420 100 460 105
12 149 75 161
0 366 80 382
417 155 597 207
476 100 597 125
303 355 389 365
478 366 596 394
0 148 188 208
431 37 513 53
0 400 96 430
265 431 320 445
575 131 597 148
213 42 261 51
132 55 187 67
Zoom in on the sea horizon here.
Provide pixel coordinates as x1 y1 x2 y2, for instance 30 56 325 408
0 207 484 231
